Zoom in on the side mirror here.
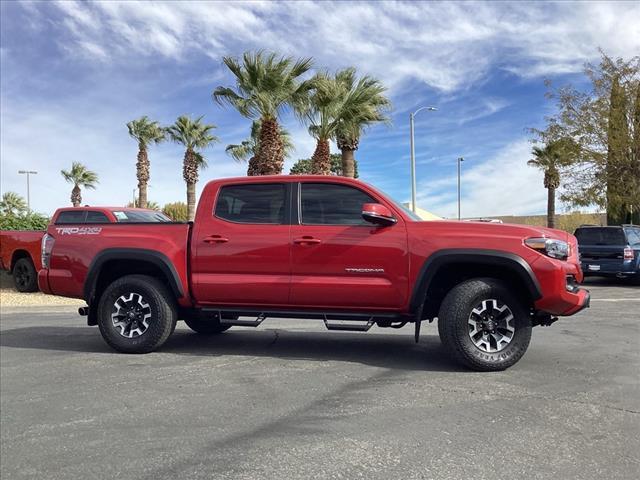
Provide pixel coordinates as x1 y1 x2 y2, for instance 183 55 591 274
362 203 397 226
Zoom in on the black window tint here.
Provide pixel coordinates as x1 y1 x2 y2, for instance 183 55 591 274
56 211 86 224
85 211 110 223
301 183 375 225
215 184 286 224
574 228 626 245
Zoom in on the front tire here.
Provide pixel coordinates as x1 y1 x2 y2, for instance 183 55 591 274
438 278 532 371
97 275 176 354
13 257 38 292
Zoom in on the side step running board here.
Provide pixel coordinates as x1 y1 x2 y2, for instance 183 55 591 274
200 309 391 332
219 313 266 327
323 315 374 332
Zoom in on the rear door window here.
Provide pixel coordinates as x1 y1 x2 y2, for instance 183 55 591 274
215 184 286 224
56 211 87 224
625 228 640 246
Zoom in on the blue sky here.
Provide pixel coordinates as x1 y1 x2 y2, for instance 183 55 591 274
1 1 639 218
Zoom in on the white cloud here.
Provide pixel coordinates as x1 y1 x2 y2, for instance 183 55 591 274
417 139 548 218
0 100 246 215
36 1 640 94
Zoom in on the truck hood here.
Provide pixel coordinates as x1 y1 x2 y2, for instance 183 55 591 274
410 219 570 243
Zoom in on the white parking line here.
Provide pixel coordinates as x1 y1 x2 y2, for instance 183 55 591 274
590 298 640 302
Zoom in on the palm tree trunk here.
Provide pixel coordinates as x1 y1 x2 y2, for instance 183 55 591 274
183 148 199 221
186 182 196 221
247 156 260 176
136 147 150 208
547 187 556 228
257 118 284 175
71 185 81 207
311 139 331 175
341 148 356 178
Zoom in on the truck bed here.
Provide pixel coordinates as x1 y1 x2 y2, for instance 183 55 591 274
41 223 191 304
0 230 44 271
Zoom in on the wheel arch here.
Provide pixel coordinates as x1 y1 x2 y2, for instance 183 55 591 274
411 249 542 319
84 248 184 306
10 250 34 272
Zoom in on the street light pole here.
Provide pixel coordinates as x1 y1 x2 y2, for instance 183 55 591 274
457 157 464 220
18 170 37 211
409 106 437 212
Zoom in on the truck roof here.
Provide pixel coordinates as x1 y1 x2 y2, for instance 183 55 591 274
205 175 364 185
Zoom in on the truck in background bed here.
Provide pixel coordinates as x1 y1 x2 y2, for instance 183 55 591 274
1 207 171 292
38 176 590 371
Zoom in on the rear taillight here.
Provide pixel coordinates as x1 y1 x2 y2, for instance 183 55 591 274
624 247 634 260
41 233 55 269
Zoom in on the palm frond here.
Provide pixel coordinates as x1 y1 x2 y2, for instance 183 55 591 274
214 50 313 120
60 161 99 188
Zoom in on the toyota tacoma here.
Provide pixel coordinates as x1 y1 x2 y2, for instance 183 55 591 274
38 176 590 371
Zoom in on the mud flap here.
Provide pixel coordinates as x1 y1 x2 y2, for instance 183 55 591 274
414 320 421 343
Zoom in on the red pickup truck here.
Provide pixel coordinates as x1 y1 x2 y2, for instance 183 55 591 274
1 207 170 292
38 176 589 371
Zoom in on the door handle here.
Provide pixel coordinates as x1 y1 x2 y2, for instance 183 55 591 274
203 235 229 244
293 236 321 245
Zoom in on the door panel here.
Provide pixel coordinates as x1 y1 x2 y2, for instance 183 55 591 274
192 183 291 306
290 183 409 310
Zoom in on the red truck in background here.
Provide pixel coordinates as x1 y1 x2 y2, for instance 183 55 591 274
1 207 170 292
38 176 590 371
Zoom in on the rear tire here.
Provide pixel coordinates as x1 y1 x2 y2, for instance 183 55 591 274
184 314 233 335
438 278 532 371
97 275 176 354
13 257 38 292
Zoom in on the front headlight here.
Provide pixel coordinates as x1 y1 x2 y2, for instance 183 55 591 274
525 237 569 260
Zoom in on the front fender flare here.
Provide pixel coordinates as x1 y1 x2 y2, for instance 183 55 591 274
409 249 542 313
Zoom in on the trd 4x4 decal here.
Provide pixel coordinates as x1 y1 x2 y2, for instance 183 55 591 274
55 227 102 235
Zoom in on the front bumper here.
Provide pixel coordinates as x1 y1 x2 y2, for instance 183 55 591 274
531 254 591 316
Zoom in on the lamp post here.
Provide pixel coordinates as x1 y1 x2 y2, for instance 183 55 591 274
457 157 464 220
409 106 437 212
18 170 37 211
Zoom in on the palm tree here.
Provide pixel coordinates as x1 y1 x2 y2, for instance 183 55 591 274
300 69 358 175
0 192 27 216
165 115 218 220
225 120 294 176
213 51 313 175
527 141 569 228
60 162 98 207
126 116 165 208
335 73 391 178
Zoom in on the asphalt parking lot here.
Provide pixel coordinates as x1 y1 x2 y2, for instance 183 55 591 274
1 278 638 480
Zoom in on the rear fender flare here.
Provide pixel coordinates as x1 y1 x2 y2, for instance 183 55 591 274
83 248 184 303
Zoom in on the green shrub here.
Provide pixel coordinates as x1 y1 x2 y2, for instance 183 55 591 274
0 212 50 230
162 202 188 222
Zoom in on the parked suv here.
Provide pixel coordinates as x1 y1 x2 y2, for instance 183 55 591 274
574 225 640 281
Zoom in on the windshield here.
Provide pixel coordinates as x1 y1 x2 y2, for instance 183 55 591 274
372 187 422 221
111 210 172 223
574 227 626 246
